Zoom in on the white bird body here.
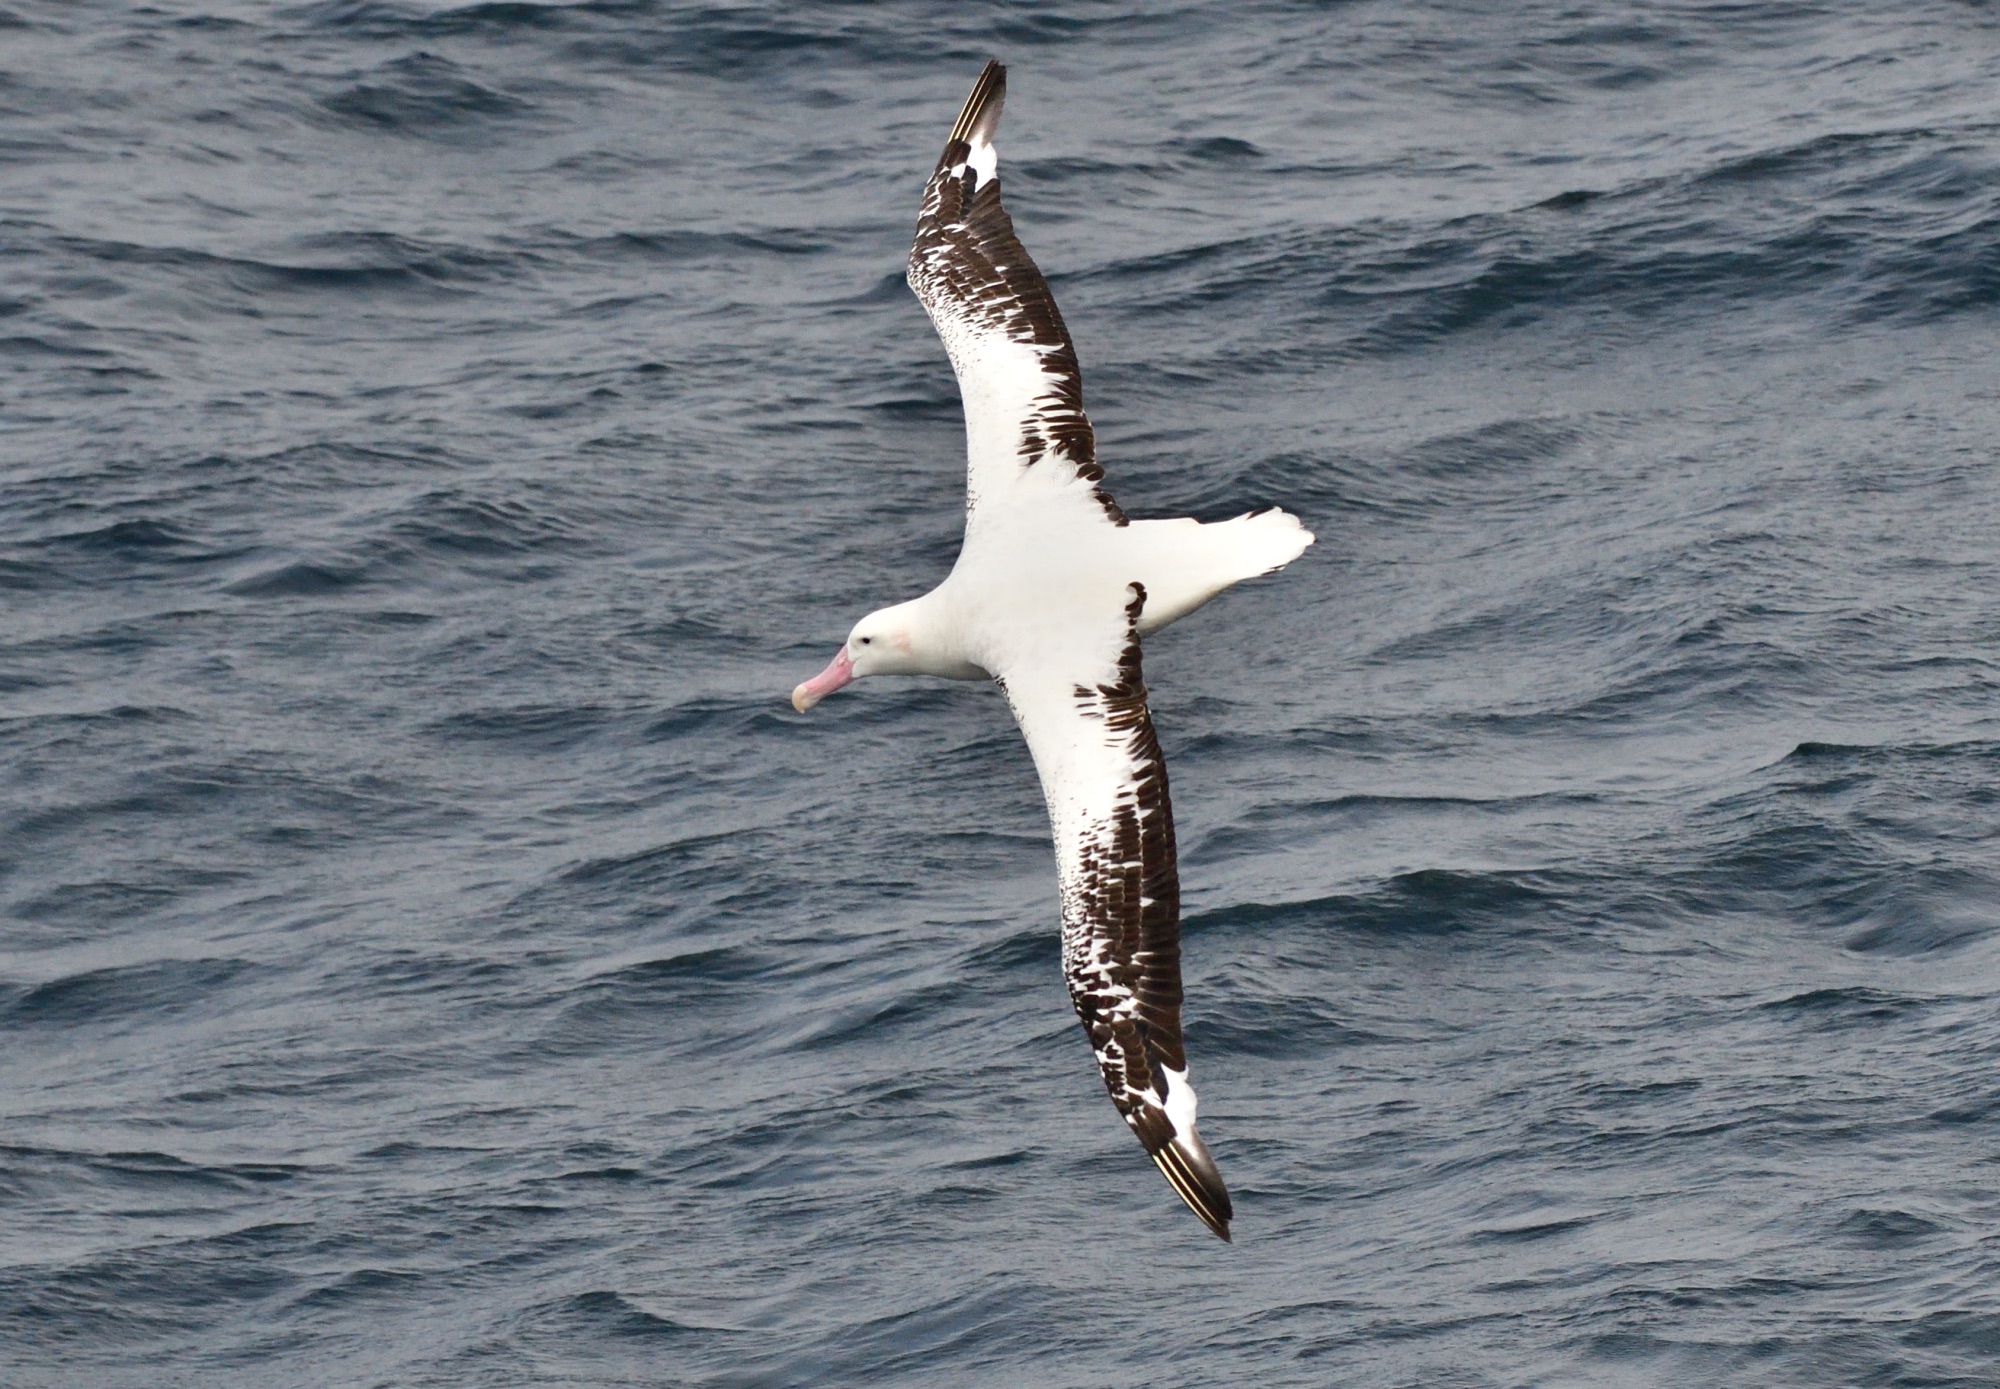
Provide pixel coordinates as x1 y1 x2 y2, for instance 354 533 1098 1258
792 61 1312 1241
873 511 1315 681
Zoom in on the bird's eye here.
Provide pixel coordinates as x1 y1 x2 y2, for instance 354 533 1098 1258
859 636 872 645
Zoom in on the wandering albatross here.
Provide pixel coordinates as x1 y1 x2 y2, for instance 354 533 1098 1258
791 61 1312 1242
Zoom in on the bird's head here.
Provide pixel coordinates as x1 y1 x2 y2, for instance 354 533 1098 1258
790 605 919 713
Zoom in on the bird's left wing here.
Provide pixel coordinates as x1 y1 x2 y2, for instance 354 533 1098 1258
997 584 1234 1241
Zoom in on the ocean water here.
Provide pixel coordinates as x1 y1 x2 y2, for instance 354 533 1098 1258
5 1 2000 1384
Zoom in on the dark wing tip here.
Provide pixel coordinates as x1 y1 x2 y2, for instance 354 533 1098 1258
1152 1130 1234 1243
946 59 1007 152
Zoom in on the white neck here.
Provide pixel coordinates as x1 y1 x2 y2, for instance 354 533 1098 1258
854 586 988 681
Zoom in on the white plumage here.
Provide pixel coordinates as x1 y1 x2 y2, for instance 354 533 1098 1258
791 60 1312 1242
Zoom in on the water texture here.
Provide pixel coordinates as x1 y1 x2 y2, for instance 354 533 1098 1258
4 2 2000 1385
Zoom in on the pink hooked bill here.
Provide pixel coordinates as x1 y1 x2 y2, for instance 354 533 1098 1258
791 646 854 713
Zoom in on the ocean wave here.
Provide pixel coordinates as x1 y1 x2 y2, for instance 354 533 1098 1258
1757 985 1937 1030
1190 869 1557 940
318 50 537 134
1081 117 2000 370
26 227 529 310
1 957 260 1030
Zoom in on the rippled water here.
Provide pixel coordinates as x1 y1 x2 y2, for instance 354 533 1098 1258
6 2 2000 1385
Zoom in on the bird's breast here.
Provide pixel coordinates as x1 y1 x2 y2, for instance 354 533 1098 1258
944 522 1145 676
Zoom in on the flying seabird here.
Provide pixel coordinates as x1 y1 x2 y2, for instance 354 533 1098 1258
792 60 1312 1242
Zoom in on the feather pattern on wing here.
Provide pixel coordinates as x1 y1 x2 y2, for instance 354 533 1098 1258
999 584 1234 1240
906 61 1125 526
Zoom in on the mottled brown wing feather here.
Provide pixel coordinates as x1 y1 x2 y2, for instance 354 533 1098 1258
906 61 1125 523
1052 586 1233 1240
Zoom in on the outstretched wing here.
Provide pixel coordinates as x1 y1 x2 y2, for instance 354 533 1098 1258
907 60 1125 527
999 584 1234 1241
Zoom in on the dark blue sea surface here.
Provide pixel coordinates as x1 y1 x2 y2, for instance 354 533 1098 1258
5 2 2000 1384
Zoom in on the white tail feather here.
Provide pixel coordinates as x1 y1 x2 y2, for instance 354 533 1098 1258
1127 509 1314 634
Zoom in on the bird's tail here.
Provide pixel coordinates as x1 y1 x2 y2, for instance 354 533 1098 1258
1129 508 1315 635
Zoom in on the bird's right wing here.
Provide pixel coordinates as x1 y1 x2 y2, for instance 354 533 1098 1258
906 60 1125 529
